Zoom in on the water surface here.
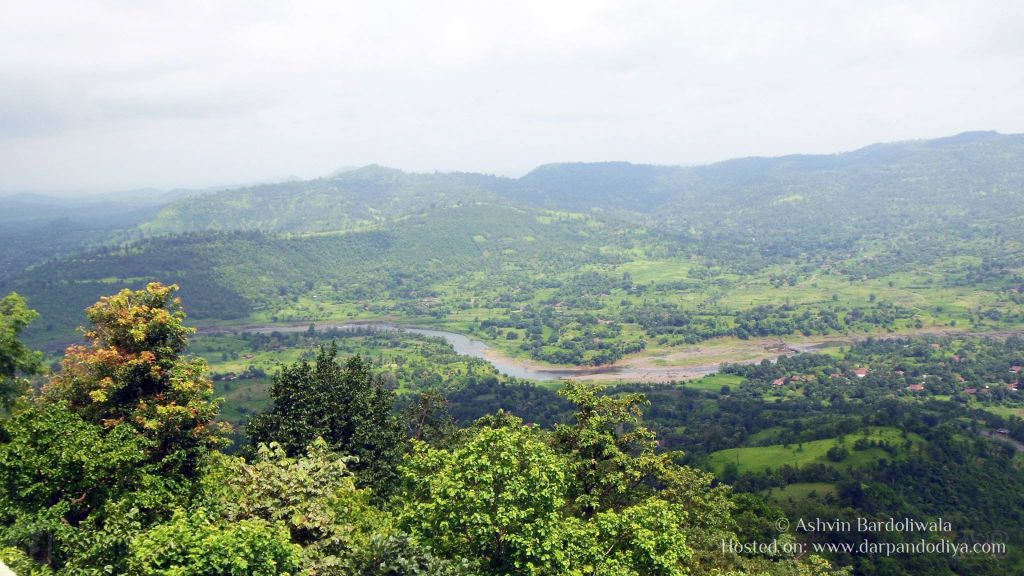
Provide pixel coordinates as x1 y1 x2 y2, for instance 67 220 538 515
207 321 617 381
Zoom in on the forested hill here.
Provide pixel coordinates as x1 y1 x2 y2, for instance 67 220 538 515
4 131 1024 353
513 161 680 212
4 202 666 345
515 131 1024 213
138 131 1024 239
134 132 1024 267
139 165 514 235
91 128 1024 279
518 131 1024 270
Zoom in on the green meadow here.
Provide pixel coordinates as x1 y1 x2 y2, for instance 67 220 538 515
708 427 923 475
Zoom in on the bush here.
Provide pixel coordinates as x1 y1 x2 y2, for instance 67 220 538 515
826 446 849 462
130 509 300 576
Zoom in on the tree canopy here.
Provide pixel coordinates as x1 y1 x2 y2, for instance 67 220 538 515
246 344 406 498
1 284 850 576
0 292 41 409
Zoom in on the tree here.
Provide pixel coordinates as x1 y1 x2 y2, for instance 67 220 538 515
405 390 457 446
0 403 154 571
201 439 387 573
826 445 849 462
129 508 300 576
0 292 41 410
1 284 227 572
247 344 406 498
399 416 567 575
41 283 226 474
553 381 665 517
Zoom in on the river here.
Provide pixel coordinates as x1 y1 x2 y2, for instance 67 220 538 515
198 322 1024 383
199 321 620 381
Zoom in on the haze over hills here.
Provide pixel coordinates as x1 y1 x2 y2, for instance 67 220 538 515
129 130 1024 273
139 130 1024 233
3 131 1023 355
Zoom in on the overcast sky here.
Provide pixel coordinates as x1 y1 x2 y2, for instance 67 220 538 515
1 1 1022 193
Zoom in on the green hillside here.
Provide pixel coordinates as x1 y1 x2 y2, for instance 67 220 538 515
5 132 1024 364
6 202 654 347
140 132 1024 276
139 166 511 235
520 131 1024 270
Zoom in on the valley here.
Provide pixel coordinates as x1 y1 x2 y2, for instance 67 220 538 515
6 6 1023 573
4 131 1024 575
197 319 1024 384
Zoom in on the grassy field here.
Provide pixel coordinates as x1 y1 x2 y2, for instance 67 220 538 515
707 427 923 475
981 405 1024 419
683 373 745 391
764 482 839 504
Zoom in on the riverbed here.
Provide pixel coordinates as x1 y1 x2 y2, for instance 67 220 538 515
199 321 620 380
198 322 1021 383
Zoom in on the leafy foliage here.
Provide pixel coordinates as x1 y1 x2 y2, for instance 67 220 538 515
399 419 568 574
0 403 151 571
199 440 386 574
246 344 406 498
129 508 300 576
42 283 227 474
0 292 41 409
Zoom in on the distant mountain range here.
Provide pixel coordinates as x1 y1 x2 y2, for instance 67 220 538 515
3 130 1023 346
135 130 1024 237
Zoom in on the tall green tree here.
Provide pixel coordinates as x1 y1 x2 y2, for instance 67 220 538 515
0 292 41 410
399 415 567 575
247 344 406 498
42 282 227 474
398 412 700 576
1 284 227 572
553 381 666 516
0 403 150 570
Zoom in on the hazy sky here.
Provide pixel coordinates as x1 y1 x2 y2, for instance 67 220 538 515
2 1 1022 193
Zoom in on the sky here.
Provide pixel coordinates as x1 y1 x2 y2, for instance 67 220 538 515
1 1 1022 194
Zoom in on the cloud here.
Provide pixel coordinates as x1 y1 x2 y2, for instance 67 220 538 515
1 0 1022 191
